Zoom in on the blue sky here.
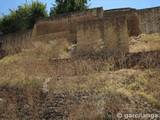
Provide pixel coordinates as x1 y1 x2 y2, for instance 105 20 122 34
0 0 160 16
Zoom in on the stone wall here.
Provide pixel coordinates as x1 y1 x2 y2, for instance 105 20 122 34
0 30 32 54
137 7 160 34
104 8 142 36
32 7 103 43
126 14 142 36
0 7 160 58
104 7 160 35
0 8 104 56
103 8 136 18
77 16 129 56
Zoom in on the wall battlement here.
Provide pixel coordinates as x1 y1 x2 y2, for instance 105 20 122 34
0 6 160 58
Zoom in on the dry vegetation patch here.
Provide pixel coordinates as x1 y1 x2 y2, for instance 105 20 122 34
130 33 160 53
0 33 160 119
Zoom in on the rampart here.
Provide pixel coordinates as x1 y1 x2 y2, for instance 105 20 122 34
104 8 142 36
104 7 160 34
32 7 103 43
137 7 160 34
0 30 32 54
0 6 160 58
76 16 129 56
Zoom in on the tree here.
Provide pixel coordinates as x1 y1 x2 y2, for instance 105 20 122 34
0 1 48 35
50 0 90 16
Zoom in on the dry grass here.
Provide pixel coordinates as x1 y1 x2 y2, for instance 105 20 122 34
50 69 160 119
130 33 160 53
0 34 160 119
22 38 72 60
1 67 160 119
0 36 159 88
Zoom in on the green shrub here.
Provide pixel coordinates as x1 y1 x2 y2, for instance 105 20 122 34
0 1 48 35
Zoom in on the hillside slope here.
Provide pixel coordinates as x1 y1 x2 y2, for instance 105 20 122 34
0 33 160 119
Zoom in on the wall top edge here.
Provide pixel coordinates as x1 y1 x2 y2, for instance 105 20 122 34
105 8 136 12
36 7 103 23
138 6 160 10
104 6 160 12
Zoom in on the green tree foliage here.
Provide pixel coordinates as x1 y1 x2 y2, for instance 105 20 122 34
0 1 47 35
50 0 90 16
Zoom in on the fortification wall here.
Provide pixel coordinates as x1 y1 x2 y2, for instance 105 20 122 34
103 8 136 18
77 16 129 56
33 17 69 36
32 8 103 42
137 7 160 34
104 7 160 35
0 30 32 54
0 7 159 58
104 8 142 36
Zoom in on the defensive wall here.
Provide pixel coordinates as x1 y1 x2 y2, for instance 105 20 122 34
137 7 160 34
32 7 103 43
104 6 160 35
77 16 129 56
0 30 32 56
0 6 160 58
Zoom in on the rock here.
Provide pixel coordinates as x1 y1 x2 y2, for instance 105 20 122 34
24 104 30 109
0 98 7 110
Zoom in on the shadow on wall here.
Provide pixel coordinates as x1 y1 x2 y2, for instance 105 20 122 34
127 14 142 36
0 42 6 59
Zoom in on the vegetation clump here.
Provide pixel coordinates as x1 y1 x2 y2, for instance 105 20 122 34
0 1 47 35
50 0 90 16
0 0 91 35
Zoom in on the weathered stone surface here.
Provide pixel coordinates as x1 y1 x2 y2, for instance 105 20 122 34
77 17 129 56
0 7 159 58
